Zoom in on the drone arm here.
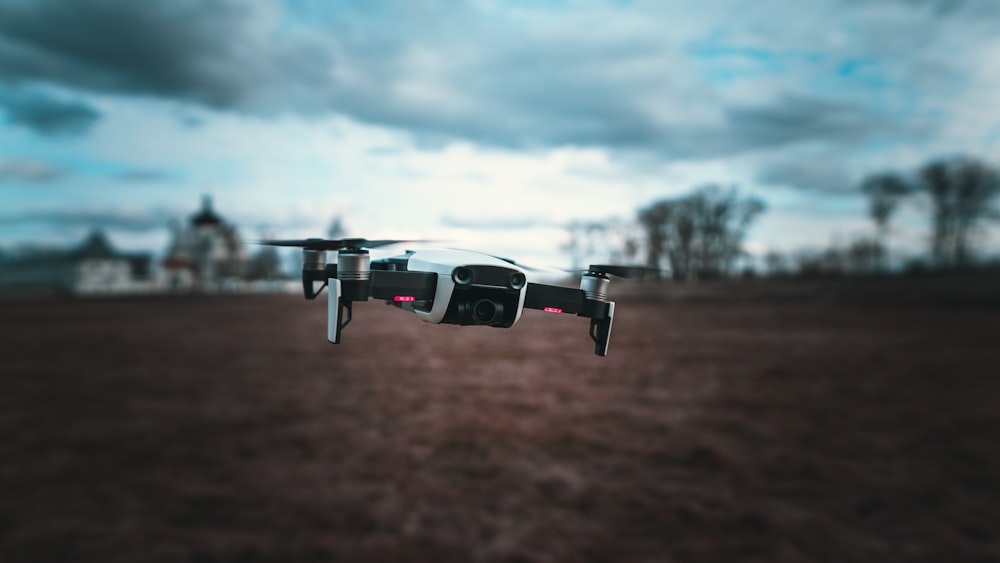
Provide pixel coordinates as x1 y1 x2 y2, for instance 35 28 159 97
523 283 586 314
323 270 436 346
524 283 615 356
368 270 438 301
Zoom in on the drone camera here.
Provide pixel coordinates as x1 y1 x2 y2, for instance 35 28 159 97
443 265 524 328
508 271 526 290
450 289 517 327
472 299 503 325
452 267 474 285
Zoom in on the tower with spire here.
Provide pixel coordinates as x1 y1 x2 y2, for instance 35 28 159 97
162 196 247 291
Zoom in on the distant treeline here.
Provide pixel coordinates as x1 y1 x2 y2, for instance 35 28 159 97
565 155 1000 280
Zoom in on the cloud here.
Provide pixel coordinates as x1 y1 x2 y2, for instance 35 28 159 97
1 198 353 240
0 0 998 172
0 157 67 183
3 206 178 232
0 86 100 136
756 153 858 194
0 1 287 109
439 214 561 230
115 168 175 183
844 0 992 17
728 95 892 148
0 157 176 186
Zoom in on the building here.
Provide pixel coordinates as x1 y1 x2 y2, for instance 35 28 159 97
0 230 152 294
162 196 248 291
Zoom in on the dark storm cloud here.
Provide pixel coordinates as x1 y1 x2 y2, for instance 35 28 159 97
578 95 896 159
0 0 330 111
0 1 242 105
0 87 100 136
844 0 999 17
0 0 826 155
0 0 682 149
726 95 889 148
0 0 989 160
323 32 676 150
0 157 67 184
756 154 857 194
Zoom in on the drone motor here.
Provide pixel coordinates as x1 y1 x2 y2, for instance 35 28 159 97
580 272 610 301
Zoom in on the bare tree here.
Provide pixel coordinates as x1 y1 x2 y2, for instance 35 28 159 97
764 250 788 277
622 235 640 263
638 203 670 278
638 185 766 281
919 157 1000 267
564 219 633 270
246 230 283 280
845 238 883 274
246 245 282 280
564 220 599 271
860 172 909 270
794 247 847 278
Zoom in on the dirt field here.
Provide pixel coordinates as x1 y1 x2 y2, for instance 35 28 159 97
1 277 998 562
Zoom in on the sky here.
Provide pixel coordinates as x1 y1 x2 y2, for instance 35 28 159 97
2 0 999 269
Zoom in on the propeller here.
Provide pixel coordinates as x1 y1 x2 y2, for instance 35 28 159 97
484 254 661 280
585 264 661 279
257 237 428 251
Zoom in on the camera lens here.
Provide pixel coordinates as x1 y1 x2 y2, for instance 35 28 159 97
472 299 502 325
509 272 526 289
453 267 474 285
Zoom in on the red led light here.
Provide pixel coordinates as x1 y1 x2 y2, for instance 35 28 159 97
394 295 416 302
543 307 563 313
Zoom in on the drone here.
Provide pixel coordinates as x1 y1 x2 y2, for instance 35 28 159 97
261 237 649 356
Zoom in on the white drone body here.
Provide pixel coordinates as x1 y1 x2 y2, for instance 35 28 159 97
263 238 623 356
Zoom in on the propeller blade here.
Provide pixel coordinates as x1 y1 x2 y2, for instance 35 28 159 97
360 239 430 249
257 238 429 251
586 264 662 279
257 238 334 249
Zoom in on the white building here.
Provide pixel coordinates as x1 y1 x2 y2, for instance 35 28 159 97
0 230 152 295
162 196 248 291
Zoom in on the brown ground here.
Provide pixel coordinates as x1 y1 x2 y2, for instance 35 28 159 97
1 277 998 562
